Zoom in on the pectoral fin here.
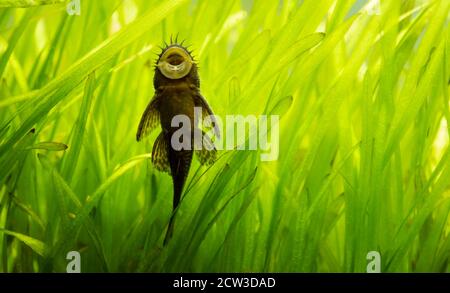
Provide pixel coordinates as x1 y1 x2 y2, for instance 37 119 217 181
136 94 161 141
194 93 220 139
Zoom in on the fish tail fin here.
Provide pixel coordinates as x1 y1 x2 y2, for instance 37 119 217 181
163 150 193 246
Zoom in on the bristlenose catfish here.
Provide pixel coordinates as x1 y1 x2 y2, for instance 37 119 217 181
136 37 219 245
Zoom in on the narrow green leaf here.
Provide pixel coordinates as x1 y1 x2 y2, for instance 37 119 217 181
0 0 64 7
60 71 96 182
27 141 68 151
0 0 188 157
0 228 46 257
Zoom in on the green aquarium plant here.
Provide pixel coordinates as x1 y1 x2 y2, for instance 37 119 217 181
0 0 449 273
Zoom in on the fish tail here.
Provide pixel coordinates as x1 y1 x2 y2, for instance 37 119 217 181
163 149 193 246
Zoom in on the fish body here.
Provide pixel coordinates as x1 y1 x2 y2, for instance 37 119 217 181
159 84 196 244
136 40 219 245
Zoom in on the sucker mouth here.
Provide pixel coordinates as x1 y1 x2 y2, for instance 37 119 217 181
167 54 184 65
167 63 185 72
157 47 193 79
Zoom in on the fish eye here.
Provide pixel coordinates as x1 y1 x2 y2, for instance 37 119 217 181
158 47 193 79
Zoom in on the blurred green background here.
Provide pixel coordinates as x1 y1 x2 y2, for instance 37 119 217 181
0 0 449 272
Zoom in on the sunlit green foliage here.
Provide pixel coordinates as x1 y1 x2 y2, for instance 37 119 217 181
0 0 449 272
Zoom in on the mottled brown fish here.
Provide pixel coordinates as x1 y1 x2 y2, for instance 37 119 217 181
136 37 219 245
